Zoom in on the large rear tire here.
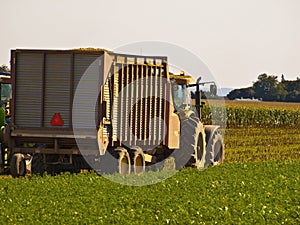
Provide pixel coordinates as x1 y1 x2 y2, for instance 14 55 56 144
31 153 45 175
206 131 225 166
174 117 206 170
10 153 26 178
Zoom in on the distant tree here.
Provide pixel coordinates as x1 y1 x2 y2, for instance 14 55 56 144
276 83 288 101
227 87 255 100
282 79 300 102
0 65 10 72
227 73 300 102
253 74 287 101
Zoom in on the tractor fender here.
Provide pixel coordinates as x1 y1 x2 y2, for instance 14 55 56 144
204 125 220 144
97 120 109 155
176 108 196 121
204 125 225 167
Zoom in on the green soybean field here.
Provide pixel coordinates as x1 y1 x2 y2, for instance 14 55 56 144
0 162 299 224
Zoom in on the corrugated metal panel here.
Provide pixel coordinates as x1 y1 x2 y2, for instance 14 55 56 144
44 53 71 128
15 52 43 127
73 53 101 129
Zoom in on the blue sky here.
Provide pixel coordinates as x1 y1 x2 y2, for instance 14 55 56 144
1 0 299 88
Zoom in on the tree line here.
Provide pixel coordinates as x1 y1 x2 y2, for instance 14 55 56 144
0 65 9 73
227 74 300 102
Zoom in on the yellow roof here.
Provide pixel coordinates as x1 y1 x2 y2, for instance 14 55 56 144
169 74 195 83
73 47 111 52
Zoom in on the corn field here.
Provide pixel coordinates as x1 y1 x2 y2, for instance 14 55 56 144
201 100 300 128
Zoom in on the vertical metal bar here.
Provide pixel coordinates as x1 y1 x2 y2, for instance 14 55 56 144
153 66 160 145
151 65 156 146
195 84 201 120
118 64 123 144
132 64 137 146
10 50 16 124
147 65 153 146
98 54 104 128
128 64 133 146
162 66 167 146
142 65 147 145
110 61 115 146
69 53 74 127
124 62 130 145
137 65 144 145
40 53 46 127
165 58 170 147
112 61 119 146
54 138 58 153
158 67 165 144
119 64 125 142
135 64 139 145
138 64 143 143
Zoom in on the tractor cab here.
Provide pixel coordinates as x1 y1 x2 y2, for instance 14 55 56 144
0 72 12 118
0 72 11 174
170 71 217 119
170 71 195 111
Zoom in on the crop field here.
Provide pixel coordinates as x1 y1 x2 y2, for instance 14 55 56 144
202 100 300 128
206 99 300 110
0 162 299 224
225 127 300 162
0 100 299 224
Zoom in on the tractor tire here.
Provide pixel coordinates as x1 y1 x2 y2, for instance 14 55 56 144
115 148 131 175
10 153 26 178
100 148 131 175
25 154 33 174
72 155 90 173
205 131 225 166
0 144 3 173
31 153 45 175
174 117 206 170
129 146 145 174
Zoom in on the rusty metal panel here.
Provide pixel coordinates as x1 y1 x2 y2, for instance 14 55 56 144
15 52 43 127
44 53 71 128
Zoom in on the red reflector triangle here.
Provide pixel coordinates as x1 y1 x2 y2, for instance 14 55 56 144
51 113 64 126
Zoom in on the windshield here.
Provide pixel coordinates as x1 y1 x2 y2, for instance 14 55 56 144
1 83 12 102
171 83 191 109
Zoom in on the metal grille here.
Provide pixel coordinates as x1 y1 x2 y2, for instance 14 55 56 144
111 55 168 149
